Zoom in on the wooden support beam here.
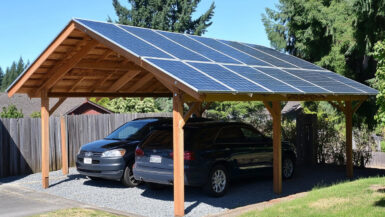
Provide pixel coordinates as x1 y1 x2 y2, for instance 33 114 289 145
41 89 50 189
68 78 85 92
173 91 185 217
75 60 135 71
264 101 282 194
35 40 98 95
60 116 68 175
183 102 200 122
125 73 153 92
352 100 365 113
345 101 353 179
46 92 172 98
8 22 76 97
272 101 282 194
263 101 273 115
107 70 141 92
49 97 66 115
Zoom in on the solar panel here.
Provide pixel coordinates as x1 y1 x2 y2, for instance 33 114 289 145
188 62 268 92
244 43 325 70
144 58 230 92
225 65 301 93
221 41 297 68
120 25 210 61
157 31 241 64
188 35 271 66
76 19 172 59
73 18 378 96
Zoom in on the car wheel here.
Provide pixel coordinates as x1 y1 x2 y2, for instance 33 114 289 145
122 163 140 187
88 176 103 181
282 157 294 179
204 165 229 197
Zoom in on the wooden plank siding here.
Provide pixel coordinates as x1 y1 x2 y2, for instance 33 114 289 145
0 113 171 178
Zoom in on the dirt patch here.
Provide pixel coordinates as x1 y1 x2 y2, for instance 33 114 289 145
309 197 349 209
370 185 385 193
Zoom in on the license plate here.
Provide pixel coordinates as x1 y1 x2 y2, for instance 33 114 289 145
84 157 92 164
150 155 162 163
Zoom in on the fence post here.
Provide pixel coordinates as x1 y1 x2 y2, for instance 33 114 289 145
60 116 68 175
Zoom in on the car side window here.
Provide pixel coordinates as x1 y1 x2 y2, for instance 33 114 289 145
240 127 264 143
215 126 244 144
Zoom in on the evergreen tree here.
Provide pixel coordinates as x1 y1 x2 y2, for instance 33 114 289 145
109 0 215 35
1 57 28 91
0 67 3 88
262 0 385 128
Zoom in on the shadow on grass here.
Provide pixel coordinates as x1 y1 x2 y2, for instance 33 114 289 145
374 198 385 207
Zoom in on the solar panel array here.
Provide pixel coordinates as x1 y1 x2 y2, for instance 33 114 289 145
74 18 378 95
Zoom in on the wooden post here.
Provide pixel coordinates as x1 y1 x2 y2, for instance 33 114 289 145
345 101 353 178
41 89 50 188
173 91 185 217
60 116 68 175
272 101 282 194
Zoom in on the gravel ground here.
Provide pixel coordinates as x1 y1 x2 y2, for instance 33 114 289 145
1 166 384 217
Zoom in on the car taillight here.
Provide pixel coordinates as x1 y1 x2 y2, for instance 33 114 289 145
135 147 144 156
169 151 195 161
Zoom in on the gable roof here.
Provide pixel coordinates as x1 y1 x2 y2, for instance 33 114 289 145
6 18 377 102
65 100 113 115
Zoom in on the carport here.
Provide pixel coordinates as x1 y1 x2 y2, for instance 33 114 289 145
6 19 377 217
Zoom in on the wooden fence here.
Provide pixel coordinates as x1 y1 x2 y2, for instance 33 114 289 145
0 113 171 178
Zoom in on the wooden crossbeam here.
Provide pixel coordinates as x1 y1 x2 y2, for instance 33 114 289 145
75 60 134 71
353 100 365 113
97 49 113 62
263 101 274 116
107 70 141 92
125 73 154 92
49 97 66 115
183 102 200 122
34 40 98 95
47 92 172 98
68 78 85 92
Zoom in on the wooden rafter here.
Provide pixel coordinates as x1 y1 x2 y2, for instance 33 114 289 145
68 78 85 92
124 73 154 92
47 92 171 98
75 60 134 71
34 40 98 96
183 102 200 122
49 97 66 115
107 70 141 92
96 49 113 62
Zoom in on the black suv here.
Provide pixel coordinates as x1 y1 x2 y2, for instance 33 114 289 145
76 117 171 187
133 121 296 196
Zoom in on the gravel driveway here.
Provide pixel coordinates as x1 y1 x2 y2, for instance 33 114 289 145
1 165 384 217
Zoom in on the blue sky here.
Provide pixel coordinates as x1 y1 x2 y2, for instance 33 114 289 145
0 0 278 70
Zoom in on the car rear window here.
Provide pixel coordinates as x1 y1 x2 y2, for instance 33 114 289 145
141 128 196 149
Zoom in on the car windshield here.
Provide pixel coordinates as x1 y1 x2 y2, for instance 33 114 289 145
105 120 152 140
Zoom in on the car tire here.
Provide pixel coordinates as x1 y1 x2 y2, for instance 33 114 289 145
122 163 141 187
282 156 295 179
88 176 103 181
204 165 229 197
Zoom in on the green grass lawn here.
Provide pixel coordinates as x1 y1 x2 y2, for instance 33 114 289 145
381 141 385 152
33 208 122 217
241 177 385 217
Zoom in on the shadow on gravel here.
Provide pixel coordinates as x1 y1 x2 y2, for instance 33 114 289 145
138 165 385 214
49 174 85 187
